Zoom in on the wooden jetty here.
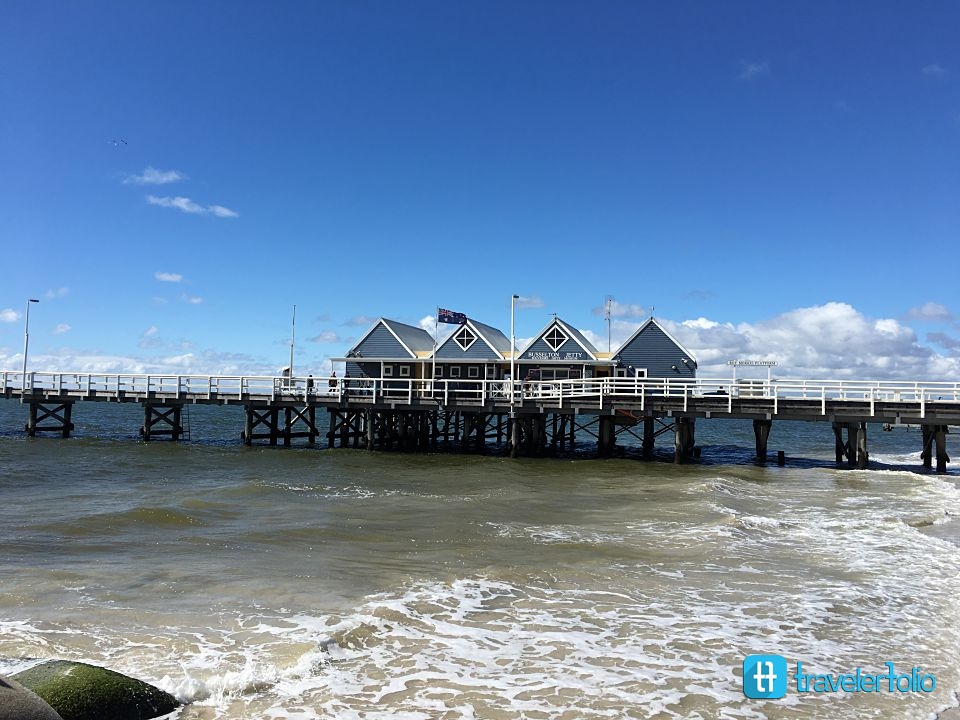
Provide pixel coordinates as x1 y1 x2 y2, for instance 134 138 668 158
2 371 959 472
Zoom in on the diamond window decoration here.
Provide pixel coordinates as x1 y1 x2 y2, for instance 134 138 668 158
454 325 477 351
544 325 568 351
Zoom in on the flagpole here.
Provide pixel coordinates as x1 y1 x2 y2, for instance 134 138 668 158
510 294 519 409
432 306 438 392
289 304 296 380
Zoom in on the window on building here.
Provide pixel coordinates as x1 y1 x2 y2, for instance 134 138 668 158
544 325 568 351
454 325 477 351
485 365 496 379
450 366 461 378
434 365 444 378
383 365 394 377
399 365 411 377
467 366 479 378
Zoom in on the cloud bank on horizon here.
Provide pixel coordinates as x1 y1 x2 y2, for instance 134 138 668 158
2 301 957 381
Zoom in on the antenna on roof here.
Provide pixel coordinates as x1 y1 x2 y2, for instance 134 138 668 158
604 295 615 352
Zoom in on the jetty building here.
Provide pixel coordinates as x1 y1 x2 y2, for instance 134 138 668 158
2 311 957 473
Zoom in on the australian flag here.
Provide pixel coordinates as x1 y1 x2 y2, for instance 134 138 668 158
438 308 467 325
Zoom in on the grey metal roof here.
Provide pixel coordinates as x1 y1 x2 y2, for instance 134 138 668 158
555 317 599 355
380 318 435 354
468 319 512 353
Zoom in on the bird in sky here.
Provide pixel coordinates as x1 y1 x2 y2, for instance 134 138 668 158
107 138 128 147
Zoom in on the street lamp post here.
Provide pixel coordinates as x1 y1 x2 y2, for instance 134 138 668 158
510 294 519 407
22 298 39 391
289 304 296 382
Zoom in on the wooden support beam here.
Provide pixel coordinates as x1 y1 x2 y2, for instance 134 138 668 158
25 401 75 438
921 426 934 469
140 404 183 441
673 417 696 464
935 425 950 474
753 419 772 464
278 405 319 446
598 416 616 457
831 422 867 469
833 422 845 464
242 406 281 445
639 416 653 458
856 421 869 469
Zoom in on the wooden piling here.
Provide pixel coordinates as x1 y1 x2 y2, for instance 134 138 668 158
26 401 75 438
752 419 772 464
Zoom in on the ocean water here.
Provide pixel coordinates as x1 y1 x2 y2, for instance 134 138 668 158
0 399 958 719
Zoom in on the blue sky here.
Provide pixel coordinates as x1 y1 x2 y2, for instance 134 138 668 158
1 1 958 379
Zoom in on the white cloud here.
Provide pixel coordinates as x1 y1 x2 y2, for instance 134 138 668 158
419 314 437 335
343 315 376 327
124 167 187 185
592 300 649 320
308 331 341 344
0 347 280 376
739 60 770 81
181 294 203 305
208 204 239 218
147 195 204 214
5 301 954 382
907 302 953 323
922 63 948 76
682 317 720 330
928 332 960 351
147 195 237 218
45 287 69 300
52 323 71 335
154 271 183 283
663 302 959 380
515 295 545 309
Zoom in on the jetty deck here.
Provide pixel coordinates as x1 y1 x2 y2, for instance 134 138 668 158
3 371 959 471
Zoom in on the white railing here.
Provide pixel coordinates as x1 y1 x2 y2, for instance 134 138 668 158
3 372 959 415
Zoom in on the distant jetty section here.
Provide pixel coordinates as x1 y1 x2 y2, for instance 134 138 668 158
2 371 958 472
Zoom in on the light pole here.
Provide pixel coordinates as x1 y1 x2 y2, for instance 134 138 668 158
22 298 39 391
510 294 519 407
289 304 296 381
605 295 614 352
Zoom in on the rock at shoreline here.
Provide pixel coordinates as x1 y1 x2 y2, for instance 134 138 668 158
11 661 179 720
0 675 64 719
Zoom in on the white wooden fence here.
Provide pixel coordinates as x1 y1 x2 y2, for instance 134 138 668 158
3 371 959 418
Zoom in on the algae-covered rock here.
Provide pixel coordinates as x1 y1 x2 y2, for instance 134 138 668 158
0 675 64 720
12 660 179 720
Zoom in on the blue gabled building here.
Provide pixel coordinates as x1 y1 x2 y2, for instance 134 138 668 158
432 318 512 382
336 312 698 386
517 317 609 380
612 317 697 379
343 318 435 381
